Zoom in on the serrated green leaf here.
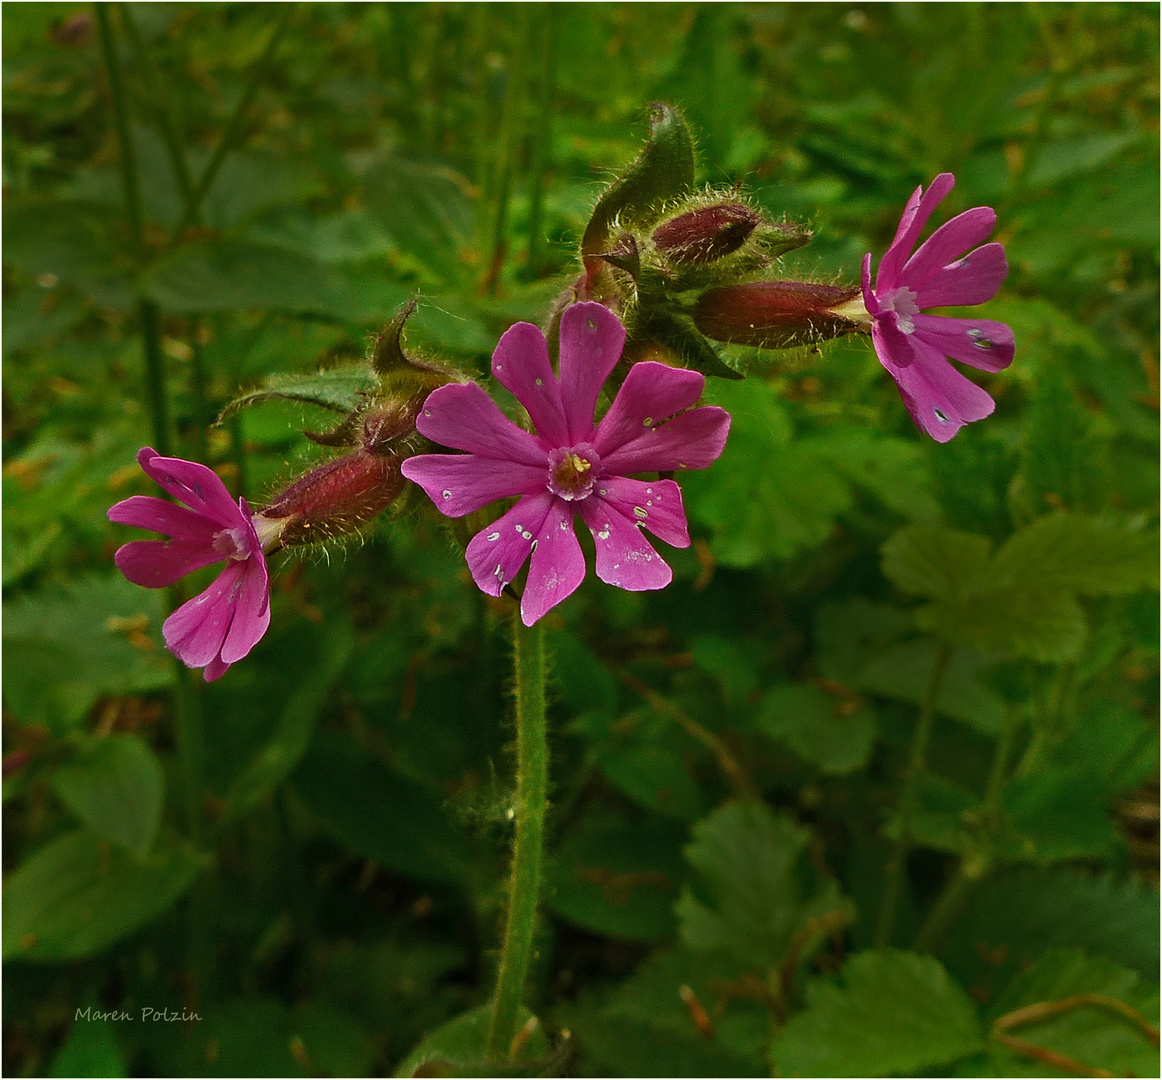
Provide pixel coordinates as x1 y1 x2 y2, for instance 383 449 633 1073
770 950 983 1077
756 683 876 774
50 736 164 857
677 800 852 971
994 513 1159 597
3 830 203 962
881 525 993 602
218 364 379 422
984 950 1159 1078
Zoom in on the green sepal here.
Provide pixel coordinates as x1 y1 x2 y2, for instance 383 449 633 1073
371 295 419 376
634 311 743 380
581 102 696 257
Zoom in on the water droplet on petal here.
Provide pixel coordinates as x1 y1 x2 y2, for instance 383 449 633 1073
487 532 500 542
633 506 648 520
522 530 532 540
442 489 452 500
597 527 611 541
559 520 569 531
514 524 524 532
645 487 653 494
934 407 951 423
598 488 607 496
967 327 994 350
535 377 543 386
424 409 432 417
642 417 653 427
678 462 688 469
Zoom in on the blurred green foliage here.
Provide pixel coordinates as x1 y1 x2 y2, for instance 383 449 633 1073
3 3 1158 1077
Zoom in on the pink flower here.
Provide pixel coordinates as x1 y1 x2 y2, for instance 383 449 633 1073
401 302 731 626
861 172 1014 443
108 447 272 681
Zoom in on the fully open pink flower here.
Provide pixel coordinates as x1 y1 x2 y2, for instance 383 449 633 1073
108 447 271 681
401 302 730 626
862 172 1014 442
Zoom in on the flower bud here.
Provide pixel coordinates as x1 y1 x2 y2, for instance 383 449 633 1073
693 281 866 349
256 450 406 548
651 203 759 266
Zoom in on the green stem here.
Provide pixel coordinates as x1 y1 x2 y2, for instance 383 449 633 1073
139 299 172 457
487 615 548 1063
189 317 210 463
912 703 1019 953
522 5 556 277
168 10 289 243
96 5 143 249
874 640 953 949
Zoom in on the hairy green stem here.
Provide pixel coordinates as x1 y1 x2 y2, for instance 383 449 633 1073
168 9 289 243
487 615 548 1062
874 640 953 948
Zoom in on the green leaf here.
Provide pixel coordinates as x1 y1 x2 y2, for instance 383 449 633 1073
218 364 379 422
50 1016 127 1078
983 950 1159 1078
140 239 348 315
998 769 1120 864
994 513 1159 597
363 157 475 279
881 525 993 603
581 102 696 255
600 741 706 821
550 631 619 716
50 735 164 857
756 683 876 774
2 574 174 730
292 731 471 885
3 830 203 962
545 808 686 941
676 800 852 971
218 624 353 825
943 869 1160 1003
394 1004 547 1078
292 1001 376 1080
770 950 984 1077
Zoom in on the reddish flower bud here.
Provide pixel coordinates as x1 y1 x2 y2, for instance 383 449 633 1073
652 203 759 266
256 451 406 548
693 281 867 349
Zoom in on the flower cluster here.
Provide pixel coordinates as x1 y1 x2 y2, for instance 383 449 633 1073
402 302 730 626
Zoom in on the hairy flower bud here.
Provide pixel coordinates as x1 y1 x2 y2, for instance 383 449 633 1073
256 451 406 548
651 203 759 266
693 281 867 349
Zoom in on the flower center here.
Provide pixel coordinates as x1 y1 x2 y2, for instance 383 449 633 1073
212 526 251 561
547 444 600 502
880 286 920 334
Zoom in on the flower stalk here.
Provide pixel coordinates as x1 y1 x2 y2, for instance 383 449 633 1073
487 613 549 1062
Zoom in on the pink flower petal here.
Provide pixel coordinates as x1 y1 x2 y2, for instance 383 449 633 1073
594 361 706 459
902 206 996 287
877 325 997 443
219 558 271 664
592 476 689 548
576 497 672 591
465 491 556 597
136 447 243 529
202 655 231 682
115 538 224 588
490 322 568 445
520 498 587 625
912 315 1014 372
163 561 246 669
860 253 880 316
600 405 731 476
402 453 546 517
108 495 220 542
558 301 626 442
876 173 955 293
913 242 1007 309
415 382 545 465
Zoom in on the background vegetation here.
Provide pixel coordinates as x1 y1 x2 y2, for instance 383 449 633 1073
3 3 1158 1077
